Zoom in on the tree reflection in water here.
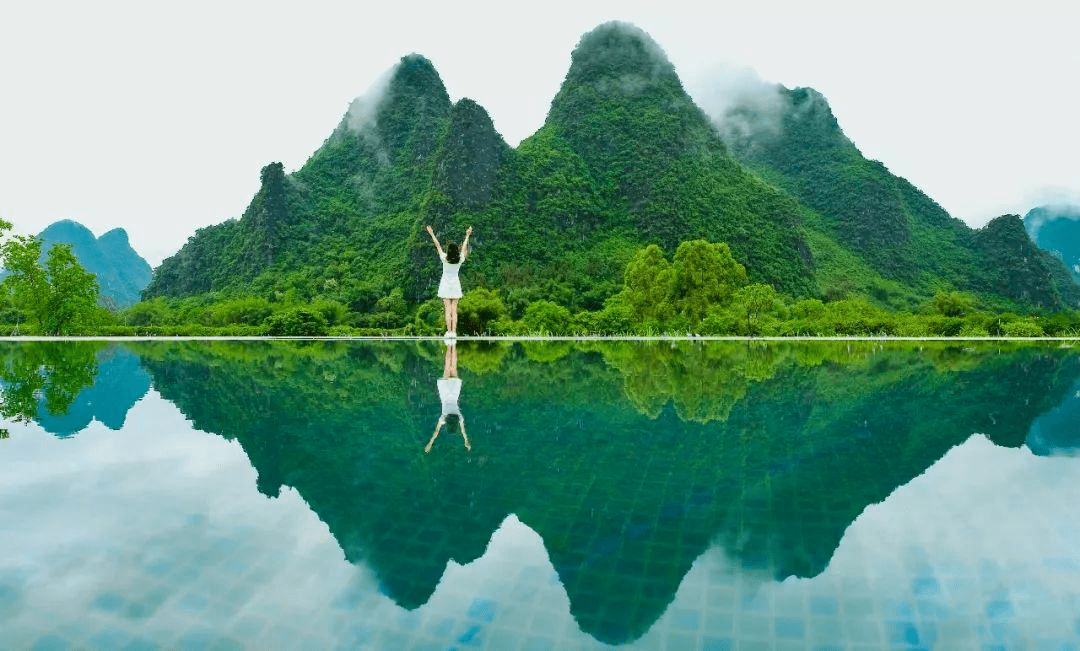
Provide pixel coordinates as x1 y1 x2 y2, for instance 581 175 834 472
0 341 100 425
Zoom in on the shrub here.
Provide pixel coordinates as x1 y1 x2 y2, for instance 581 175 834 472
926 316 963 337
1000 320 1044 337
458 288 507 334
208 296 273 326
122 298 172 326
958 323 990 337
311 299 349 325
522 300 573 335
412 298 444 334
265 308 329 336
580 299 636 334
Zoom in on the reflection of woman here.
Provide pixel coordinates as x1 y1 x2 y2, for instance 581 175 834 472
425 225 472 337
425 342 470 453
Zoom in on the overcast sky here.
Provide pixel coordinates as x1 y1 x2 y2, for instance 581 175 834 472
1 0 1078 266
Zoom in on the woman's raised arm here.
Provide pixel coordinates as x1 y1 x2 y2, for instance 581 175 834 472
425 225 443 255
461 226 473 259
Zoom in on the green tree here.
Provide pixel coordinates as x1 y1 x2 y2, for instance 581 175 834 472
122 298 173 327
265 308 329 336
732 283 781 336
0 221 101 335
522 300 574 334
671 240 747 324
622 244 674 323
0 342 99 422
932 291 977 318
209 296 274 326
458 288 507 335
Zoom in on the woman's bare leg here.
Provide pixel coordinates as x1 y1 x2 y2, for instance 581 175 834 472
450 299 459 334
443 298 452 334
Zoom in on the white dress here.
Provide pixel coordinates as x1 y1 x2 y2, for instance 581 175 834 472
437 378 462 418
438 251 464 299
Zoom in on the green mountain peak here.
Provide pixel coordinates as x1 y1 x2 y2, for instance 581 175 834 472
558 21 681 94
429 98 512 212
142 23 1077 317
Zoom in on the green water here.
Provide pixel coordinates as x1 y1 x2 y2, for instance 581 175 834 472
1 340 1079 650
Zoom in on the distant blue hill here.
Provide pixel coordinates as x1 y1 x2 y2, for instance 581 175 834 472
35 348 151 437
1027 377 1080 456
1024 205 1080 282
24 220 152 309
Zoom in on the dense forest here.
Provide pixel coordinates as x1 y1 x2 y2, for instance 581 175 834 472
2 22 1079 336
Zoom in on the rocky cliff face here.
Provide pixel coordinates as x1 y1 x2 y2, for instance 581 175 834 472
973 214 1065 309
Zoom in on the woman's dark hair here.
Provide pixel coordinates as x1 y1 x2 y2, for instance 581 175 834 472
446 242 461 264
444 413 461 432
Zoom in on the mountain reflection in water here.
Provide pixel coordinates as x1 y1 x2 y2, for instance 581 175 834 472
1 339 1079 649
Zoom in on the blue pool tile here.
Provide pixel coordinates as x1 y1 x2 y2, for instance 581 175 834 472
466 597 497 622
890 599 915 619
915 605 947 628
741 593 769 612
89 629 131 649
671 608 701 630
177 593 209 613
912 578 941 597
887 621 920 646
809 616 843 640
339 623 375 647
845 598 875 616
31 636 69 651
520 635 555 651
456 624 483 647
144 559 174 576
809 596 838 615
812 646 842 651
776 617 805 638
740 615 771 638
427 617 454 636
92 592 125 613
178 629 218 650
986 601 1014 619
701 637 733 651
397 609 422 630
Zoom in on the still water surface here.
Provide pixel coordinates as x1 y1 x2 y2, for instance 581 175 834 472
1 340 1079 650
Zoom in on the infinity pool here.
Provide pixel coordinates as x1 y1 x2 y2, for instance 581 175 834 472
1 340 1078 650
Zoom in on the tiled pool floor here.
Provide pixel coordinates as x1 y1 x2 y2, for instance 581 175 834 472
2 341 1079 650
2 404 1078 650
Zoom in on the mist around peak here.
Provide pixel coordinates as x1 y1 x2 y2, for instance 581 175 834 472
1023 202 1080 239
687 64 789 144
562 21 682 95
343 62 399 137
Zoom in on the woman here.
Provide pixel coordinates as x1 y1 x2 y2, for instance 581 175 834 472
425 341 470 453
425 224 472 337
